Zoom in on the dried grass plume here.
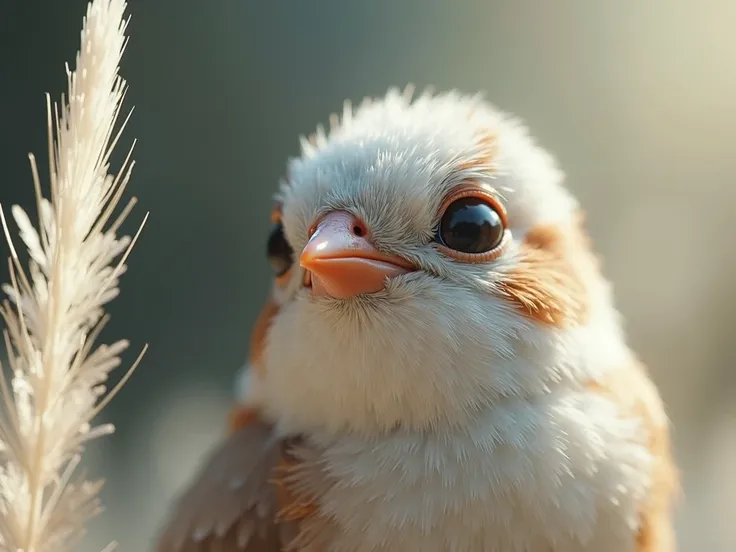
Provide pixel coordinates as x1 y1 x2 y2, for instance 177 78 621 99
0 1 146 551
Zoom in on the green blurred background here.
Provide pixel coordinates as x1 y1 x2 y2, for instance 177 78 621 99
1 1 735 550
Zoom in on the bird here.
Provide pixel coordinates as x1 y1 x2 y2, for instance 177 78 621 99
155 87 678 552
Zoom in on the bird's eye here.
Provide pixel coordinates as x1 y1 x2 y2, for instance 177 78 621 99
434 191 508 262
267 222 293 278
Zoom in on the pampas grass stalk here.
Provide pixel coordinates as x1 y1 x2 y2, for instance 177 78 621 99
0 1 146 551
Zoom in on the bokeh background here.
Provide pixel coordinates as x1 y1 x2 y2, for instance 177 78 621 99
1 1 734 550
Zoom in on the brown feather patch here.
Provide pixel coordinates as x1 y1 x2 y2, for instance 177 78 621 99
271 442 340 551
587 361 679 552
496 214 597 327
455 128 498 173
248 299 280 378
273 443 320 524
227 406 259 433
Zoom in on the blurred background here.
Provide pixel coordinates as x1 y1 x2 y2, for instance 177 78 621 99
1 0 734 550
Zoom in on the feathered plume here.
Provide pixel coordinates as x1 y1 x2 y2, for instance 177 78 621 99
0 1 146 551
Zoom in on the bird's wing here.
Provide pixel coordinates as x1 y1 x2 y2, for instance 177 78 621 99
155 419 292 552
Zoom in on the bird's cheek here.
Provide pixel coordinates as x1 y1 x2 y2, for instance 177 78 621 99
495 221 593 328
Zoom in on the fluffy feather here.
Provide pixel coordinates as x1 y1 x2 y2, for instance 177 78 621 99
174 87 676 552
0 2 144 551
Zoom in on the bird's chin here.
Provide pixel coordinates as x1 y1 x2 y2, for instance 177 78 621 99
261 277 529 436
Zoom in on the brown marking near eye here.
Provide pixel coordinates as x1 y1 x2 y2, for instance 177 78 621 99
496 213 597 327
248 299 280 378
455 128 499 173
586 360 679 552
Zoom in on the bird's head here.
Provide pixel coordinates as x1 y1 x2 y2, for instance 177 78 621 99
241 88 628 437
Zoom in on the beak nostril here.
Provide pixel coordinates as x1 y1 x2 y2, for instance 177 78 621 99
352 225 365 237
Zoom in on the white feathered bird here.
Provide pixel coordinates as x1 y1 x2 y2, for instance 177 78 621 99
156 87 677 552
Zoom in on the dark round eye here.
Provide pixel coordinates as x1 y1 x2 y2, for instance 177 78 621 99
435 197 505 254
266 222 293 277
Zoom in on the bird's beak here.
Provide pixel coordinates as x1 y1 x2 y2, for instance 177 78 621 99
299 211 415 298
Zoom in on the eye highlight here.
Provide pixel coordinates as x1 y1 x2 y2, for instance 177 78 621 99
266 207 294 285
433 187 509 263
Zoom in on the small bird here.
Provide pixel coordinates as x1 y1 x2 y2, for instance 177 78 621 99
156 87 678 552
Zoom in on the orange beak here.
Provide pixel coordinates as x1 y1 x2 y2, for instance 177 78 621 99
299 211 415 298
